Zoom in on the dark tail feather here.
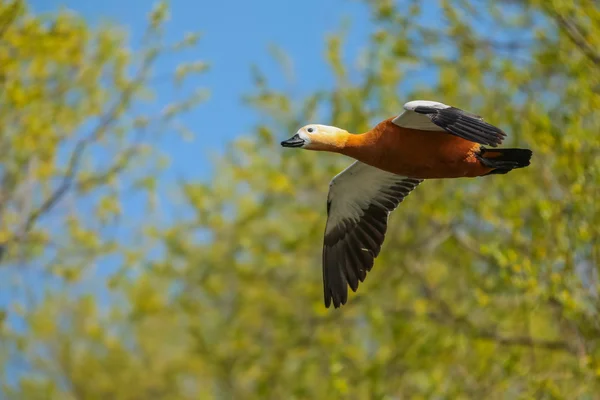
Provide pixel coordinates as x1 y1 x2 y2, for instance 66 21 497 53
477 148 532 175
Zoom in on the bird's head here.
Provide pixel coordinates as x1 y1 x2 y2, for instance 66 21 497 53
281 124 348 151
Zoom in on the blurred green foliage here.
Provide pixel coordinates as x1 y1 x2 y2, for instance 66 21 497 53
2 0 600 398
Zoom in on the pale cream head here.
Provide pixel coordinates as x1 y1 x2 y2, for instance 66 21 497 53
281 124 348 151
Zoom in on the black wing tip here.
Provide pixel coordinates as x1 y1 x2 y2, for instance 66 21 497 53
324 269 362 308
325 295 333 308
418 105 508 146
323 244 377 309
324 291 347 308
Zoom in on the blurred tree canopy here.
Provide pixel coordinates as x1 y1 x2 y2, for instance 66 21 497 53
1 0 600 398
0 0 207 397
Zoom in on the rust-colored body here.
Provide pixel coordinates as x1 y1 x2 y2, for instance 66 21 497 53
335 118 493 179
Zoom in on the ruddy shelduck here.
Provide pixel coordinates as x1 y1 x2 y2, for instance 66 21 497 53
281 100 532 308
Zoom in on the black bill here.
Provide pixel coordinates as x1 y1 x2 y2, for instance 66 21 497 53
281 134 305 148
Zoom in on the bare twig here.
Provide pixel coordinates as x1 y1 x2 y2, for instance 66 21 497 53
464 322 573 352
402 19 538 51
75 128 147 191
550 9 600 66
452 228 498 265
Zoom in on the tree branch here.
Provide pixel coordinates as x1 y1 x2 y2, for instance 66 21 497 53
75 128 146 191
389 306 574 352
550 9 600 66
402 262 577 354
14 52 157 241
0 1 21 43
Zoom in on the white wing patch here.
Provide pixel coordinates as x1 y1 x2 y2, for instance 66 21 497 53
326 162 406 234
392 100 450 131
403 100 450 110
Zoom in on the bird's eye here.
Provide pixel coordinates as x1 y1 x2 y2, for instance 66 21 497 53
307 127 314 133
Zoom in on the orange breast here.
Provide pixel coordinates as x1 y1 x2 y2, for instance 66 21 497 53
344 119 493 179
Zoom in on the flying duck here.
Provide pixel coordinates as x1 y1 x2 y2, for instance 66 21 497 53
281 100 532 308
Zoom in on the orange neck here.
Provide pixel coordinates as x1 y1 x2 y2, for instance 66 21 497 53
335 130 381 164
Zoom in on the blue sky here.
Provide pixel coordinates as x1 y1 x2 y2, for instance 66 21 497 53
31 0 375 180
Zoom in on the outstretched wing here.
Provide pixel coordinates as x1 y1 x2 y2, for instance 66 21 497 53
392 100 506 147
323 161 423 308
